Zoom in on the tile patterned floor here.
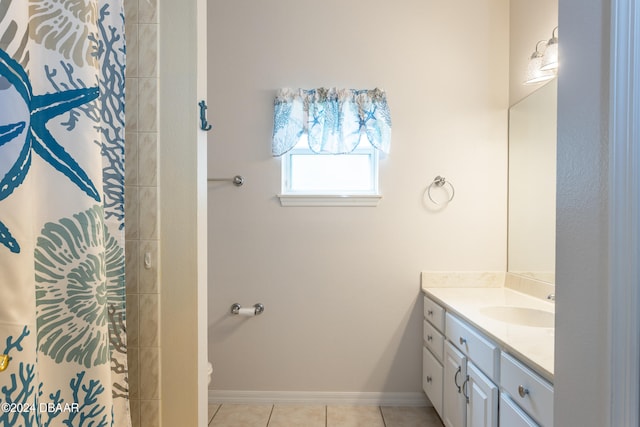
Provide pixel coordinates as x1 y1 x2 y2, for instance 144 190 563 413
208 404 444 427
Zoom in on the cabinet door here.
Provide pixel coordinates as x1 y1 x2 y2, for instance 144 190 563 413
466 362 498 427
443 341 467 427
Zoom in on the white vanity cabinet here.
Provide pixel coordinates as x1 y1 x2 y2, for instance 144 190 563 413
422 293 553 427
422 288 554 427
500 352 553 426
441 341 499 427
443 313 499 427
423 297 499 427
422 297 445 417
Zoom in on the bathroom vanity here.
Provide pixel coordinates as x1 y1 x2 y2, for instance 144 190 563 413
417 77 559 427
421 36 558 427
422 286 554 427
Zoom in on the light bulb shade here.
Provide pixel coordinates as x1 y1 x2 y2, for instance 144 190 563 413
524 54 555 85
541 39 558 71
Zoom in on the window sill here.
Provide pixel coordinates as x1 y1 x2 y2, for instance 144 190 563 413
277 194 382 207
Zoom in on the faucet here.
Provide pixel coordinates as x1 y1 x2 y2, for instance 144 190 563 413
547 293 556 302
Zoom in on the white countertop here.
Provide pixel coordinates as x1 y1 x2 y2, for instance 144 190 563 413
423 287 555 383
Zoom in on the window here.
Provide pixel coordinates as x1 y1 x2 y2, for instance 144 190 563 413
272 88 391 206
282 134 378 195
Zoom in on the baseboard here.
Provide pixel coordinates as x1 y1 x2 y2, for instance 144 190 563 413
208 390 429 407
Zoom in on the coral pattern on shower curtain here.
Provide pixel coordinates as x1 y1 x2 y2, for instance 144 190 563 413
0 0 129 425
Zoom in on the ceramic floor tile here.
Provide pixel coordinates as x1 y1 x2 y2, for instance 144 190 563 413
267 405 325 427
326 405 385 427
208 404 220 425
209 404 272 427
381 406 444 427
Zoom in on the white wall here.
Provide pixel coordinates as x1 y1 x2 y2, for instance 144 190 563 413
207 0 508 394
554 0 611 424
159 0 209 424
509 2 614 423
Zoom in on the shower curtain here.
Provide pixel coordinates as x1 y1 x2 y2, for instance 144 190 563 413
0 0 129 426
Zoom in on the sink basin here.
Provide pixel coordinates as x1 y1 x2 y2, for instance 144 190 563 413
479 306 555 328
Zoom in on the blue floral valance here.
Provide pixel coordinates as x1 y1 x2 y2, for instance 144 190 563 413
272 87 392 156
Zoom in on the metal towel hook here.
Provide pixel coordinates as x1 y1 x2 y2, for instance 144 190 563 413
427 175 455 205
198 100 213 131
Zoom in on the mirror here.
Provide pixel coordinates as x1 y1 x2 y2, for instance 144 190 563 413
508 80 557 284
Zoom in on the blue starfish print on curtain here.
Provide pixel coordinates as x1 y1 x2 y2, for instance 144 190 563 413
0 47 100 254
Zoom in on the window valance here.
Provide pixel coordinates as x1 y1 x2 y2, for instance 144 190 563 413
271 87 392 156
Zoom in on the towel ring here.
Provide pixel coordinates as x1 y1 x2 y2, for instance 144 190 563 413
427 176 455 205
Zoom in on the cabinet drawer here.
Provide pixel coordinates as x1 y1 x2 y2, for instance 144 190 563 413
445 313 499 381
422 346 443 418
500 393 540 427
424 296 445 331
500 352 553 427
423 320 444 362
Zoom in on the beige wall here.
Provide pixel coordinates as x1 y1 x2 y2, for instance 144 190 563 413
207 0 508 395
509 0 559 105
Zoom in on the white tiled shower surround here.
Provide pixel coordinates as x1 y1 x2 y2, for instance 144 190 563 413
124 0 160 425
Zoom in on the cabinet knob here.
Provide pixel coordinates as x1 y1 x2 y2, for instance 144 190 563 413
459 337 467 345
427 310 434 316
427 335 433 342
426 376 432 383
518 385 529 398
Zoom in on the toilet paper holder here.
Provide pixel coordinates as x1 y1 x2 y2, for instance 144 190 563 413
231 303 264 316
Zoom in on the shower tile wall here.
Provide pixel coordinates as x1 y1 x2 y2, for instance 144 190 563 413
124 0 160 426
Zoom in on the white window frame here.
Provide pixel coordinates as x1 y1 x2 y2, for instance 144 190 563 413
277 137 382 207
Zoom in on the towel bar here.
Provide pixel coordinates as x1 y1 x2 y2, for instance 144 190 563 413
208 175 244 186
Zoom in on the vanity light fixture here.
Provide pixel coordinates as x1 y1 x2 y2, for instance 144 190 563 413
541 27 559 71
524 40 556 85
